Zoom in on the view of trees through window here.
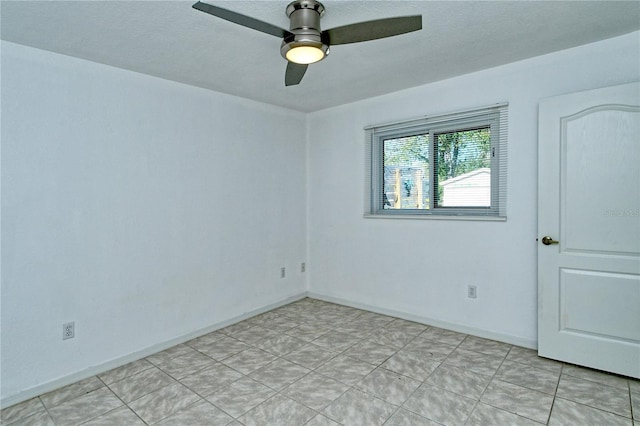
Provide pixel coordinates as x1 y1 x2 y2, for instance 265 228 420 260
383 127 491 209
383 134 430 209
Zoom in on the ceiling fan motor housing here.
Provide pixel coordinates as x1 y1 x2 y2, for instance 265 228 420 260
281 0 329 62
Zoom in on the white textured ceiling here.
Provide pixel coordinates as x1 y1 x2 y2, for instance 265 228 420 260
2 1 639 112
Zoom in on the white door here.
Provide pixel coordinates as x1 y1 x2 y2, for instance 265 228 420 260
538 82 640 378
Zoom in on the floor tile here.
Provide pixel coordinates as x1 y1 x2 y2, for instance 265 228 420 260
283 343 337 369
257 316 300 333
10 298 640 426
444 347 504 376
279 312 311 326
505 346 563 374
180 362 243 397
283 323 330 342
305 414 341 426
206 377 276 418
556 374 631 417
271 302 304 316
218 321 254 337
81 406 145 425
549 397 631 426
458 335 511 358
333 304 364 317
403 383 476 426
495 360 560 394
562 364 630 390
249 358 310 391
194 336 250 361
384 318 428 335
238 394 315 426
231 326 280 346
246 311 281 325
152 349 215 380
184 331 225 352
221 348 278 374
97 359 154 385
48 387 122 426
343 313 371 324
2 410 56 426
1 398 45 424
480 379 554 424
255 334 307 357
334 322 377 340
343 339 397 365
145 344 194 365
403 336 456 361
466 402 540 426
108 366 175 403
343 328 383 342
316 354 377 385
367 328 417 349
323 388 397 426
384 408 441 425
356 367 421 406
39 376 104 409
154 400 234 425
419 327 467 346
355 312 395 328
281 372 349 411
382 350 440 381
426 363 491 400
304 313 342 328
631 390 639 421
312 331 360 352
127 382 200 424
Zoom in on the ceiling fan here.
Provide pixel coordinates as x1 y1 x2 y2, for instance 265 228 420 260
192 1 422 86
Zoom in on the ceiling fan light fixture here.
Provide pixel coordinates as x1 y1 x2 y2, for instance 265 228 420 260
281 37 329 64
286 45 324 64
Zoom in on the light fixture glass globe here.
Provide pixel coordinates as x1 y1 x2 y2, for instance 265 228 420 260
286 45 325 64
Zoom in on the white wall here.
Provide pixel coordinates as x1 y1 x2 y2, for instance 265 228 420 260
306 32 640 347
1 42 307 404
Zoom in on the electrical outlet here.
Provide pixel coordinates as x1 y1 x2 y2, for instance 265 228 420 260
63 322 75 340
467 285 477 299
280 267 286 278
301 262 306 273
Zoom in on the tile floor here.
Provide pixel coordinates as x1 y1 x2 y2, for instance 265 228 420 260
2 298 639 425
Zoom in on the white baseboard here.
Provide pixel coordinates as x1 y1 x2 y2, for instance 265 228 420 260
0 292 307 410
307 292 538 350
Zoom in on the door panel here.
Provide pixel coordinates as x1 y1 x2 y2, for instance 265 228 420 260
563 107 640 254
560 269 640 342
538 82 640 378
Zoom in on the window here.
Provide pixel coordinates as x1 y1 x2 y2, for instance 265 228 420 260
365 104 507 219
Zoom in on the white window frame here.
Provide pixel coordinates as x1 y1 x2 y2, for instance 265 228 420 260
364 103 508 220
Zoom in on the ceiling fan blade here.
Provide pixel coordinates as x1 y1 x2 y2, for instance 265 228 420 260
285 62 308 86
192 1 291 39
323 15 422 45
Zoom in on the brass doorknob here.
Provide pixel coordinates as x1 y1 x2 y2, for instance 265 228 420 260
541 236 559 245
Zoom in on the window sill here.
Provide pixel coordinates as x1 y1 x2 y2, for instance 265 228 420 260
363 214 507 222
